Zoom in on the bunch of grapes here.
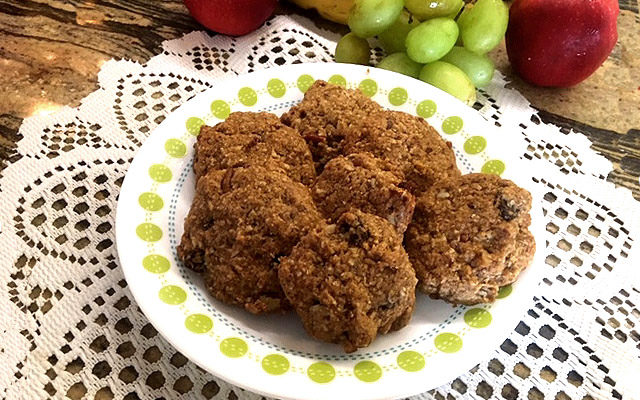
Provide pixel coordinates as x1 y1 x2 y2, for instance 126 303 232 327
334 0 509 105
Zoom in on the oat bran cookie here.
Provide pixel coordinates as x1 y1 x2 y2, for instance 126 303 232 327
405 173 535 305
343 110 461 195
195 112 315 185
177 166 322 313
279 210 417 352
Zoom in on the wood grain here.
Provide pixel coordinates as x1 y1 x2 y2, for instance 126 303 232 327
537 110 640 200
0 0 638 199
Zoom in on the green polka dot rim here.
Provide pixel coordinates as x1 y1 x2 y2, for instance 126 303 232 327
211 100 231 119
442 116 464 134
497 285 513 299
165 138 187 158
297 74 315 93
464 136 487 154
262 354 290 375
464 308 492 328
397 351 426 372
307 362 336 384
416 99 437 118
267 78 287 98
185 314 213 334
328 74 347 87
148 164 172 183
142 255 170 274
482 159 506 176
138 192 163 211
185 117 204 136
158 285 187 305
116 63 543 400
388 87 408 106
136 223 162 242
354 361 383 382
358 78 378 97
238 87 258 106
220 337 248 358
434 333 463 353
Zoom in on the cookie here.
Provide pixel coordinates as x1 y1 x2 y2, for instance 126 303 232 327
405 173 535 304
195 112 316 185
177 166 322 313
279 210 417 352
343 110 461 195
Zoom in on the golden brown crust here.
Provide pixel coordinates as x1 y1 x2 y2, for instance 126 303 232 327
312 153 415 234
343 110 461 195
404 173 535 305
280 80 382 172
176 186 210 273
279 210 417 352
195 112 316 185
177 166 322 313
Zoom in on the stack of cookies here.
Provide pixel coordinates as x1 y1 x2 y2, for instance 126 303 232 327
178 81 535 352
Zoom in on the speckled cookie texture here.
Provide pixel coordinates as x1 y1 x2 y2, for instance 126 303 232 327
194 112 316 185
405 173 535 305
343 110 461 196
279 210 417 352
175 184 210 273
178 166 321 314
280 80 382 172
312 152 415 234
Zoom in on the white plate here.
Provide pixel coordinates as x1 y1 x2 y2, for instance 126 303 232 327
116 63 545 400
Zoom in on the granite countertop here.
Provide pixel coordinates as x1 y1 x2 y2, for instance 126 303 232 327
0 0 638 199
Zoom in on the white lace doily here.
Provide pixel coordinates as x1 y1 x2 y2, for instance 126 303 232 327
1 15 639 400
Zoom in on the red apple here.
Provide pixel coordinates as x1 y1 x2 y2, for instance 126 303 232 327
506 0 619 87
184 0 278 36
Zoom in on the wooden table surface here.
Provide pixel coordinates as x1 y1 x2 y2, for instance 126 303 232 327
1 0 639 199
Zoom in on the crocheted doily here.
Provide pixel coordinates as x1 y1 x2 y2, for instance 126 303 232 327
1 15 638 400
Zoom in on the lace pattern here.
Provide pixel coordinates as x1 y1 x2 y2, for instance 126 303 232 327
1 15 638 400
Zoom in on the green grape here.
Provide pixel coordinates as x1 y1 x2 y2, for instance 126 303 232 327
405 0 464 20
405 18 459 64
335 33 371 65
441 46 495 87
348 0 404 38
419 61 476 105
378 10 419 54
377 53 423 78
457 0 508 54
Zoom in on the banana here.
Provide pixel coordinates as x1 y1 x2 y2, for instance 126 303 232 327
288 0 353 24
